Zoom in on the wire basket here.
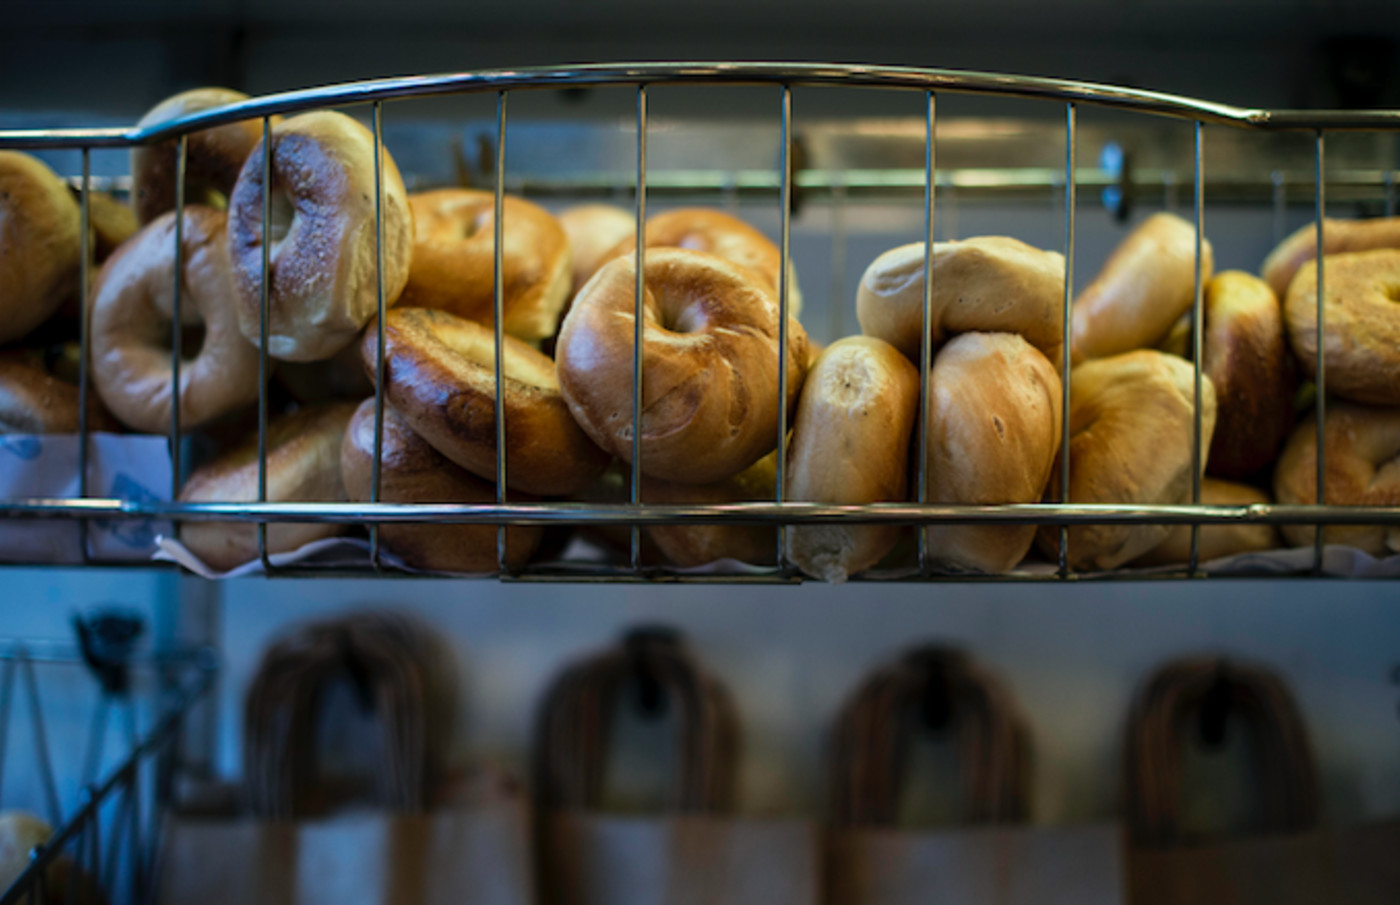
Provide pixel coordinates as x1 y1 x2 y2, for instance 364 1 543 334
2 62 1398 582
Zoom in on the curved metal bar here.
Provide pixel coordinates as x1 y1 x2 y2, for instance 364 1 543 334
0 499 1398 526
3 62 1399 152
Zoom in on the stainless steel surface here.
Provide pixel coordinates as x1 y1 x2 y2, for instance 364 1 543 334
1058 103 1077 577
1314 134 1328 573
916 91 936 575
1189 121 1205 575
171 135 187 506
370 101 388 568
77 147 92 563
257 116 273 570
493 92 509 572
630 84 648 572
776 84 793 570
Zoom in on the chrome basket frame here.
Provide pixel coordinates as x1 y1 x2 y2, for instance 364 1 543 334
2 62 1398 581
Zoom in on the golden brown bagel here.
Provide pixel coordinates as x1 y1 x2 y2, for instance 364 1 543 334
856 236 1065 362
399 189 571 343
131 88 270 224
558 203 634 294
924 332 1062 574
0 152 81 345
1134 478 1278 566
557 247 808 484
365 307 608 496
339 398 541 572
90 206 261 433
1263 217 1400 299
1035 350 1217 571
1072 212 1214 363
227 111 413 362
1284 249 1400 406
0 348 118 434
785 336 919 582
1274 403 1400 556
1159 271 1296 478
642 451 778 568
178 403 355 571
599 207 802 314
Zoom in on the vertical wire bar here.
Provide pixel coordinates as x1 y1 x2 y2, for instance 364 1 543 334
826 178 847 343
20 658 61 824
630 85 648 572
369 101 388 571
77 149 92 562
493 92 509 574
1314 133 1327 573
1058 104 1077 577
1188 122 1206 575
257 117 273 571
1271 171 1286 246
776 84 794 570
170 136 187 509
917 92 936 574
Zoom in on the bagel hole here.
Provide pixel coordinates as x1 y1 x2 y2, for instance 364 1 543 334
268 188 296 248
459 210 490 241
1385 283 1400 303
187 179 228 212
160 322 207 361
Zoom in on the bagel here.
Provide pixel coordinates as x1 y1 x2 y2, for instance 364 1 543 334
924 332 1062 574
642 451 778 568
82 190 139 261
557 203 634 294
1072 212 1214 363
178 402 355 572
0 152 81 345
1284 249 1400 406
1134 478 1279 567
365 307 608 496
1274 402 1400 556
339 398 541 572
132 88 270 224
557 247 808 483
227 111 413 362
1035 350 1217 571
90 206 261 433
1263 217 1400 299
598 207 802 314
1159 271 1296 478
399 189 570 343
0 347 118 434
856 236 1065 362
785 336 919 582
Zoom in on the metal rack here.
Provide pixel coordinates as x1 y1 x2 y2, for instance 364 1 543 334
2 62 1399 581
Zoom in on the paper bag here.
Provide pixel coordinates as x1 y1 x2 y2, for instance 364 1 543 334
543 812 817 905
828 823 1124 905
158 799 534 905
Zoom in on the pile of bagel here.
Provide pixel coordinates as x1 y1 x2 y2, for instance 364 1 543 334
3 87 1397 577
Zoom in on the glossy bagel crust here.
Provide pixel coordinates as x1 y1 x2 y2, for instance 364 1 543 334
1263 216 1400 299
1284 249 1400 406
558 203 634 294
1134 478 1279 567
556 247 809 484
641 451 778 568
598 207 803 315
0 152 81 345
856 237 1066 362
364 307 608 496
785 336 920 583
178 403 355 572
90 206 261 433
227 111 413 362
1035 350 1217 571
1273 403 1400 556
130 87 271 224
1072 212 1215 363
399 189 571 342
339 398 542 572
924 332 1063 574
0 348 119 434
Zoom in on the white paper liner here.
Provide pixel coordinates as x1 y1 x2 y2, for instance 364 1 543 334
0 433 171 564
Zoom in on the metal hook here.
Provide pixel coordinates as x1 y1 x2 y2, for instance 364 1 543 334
1198 664 1231 749
912 650 954 732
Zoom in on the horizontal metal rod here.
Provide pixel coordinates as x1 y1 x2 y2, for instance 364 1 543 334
2 499 1399 527
3 62 1399 151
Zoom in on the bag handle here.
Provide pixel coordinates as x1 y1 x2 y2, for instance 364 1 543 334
829 645 1029 828
242 612 455 820
1125 656 1320 847
534 626 736 813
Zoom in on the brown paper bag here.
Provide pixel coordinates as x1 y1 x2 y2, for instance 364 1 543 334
544 812 818 905
828 823 1125 905
158 799 535 905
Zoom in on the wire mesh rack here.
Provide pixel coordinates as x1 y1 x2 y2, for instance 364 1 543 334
0 617 216 905
2 62 1399 582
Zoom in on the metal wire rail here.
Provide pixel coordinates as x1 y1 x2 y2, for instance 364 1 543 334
1 62 1397 581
